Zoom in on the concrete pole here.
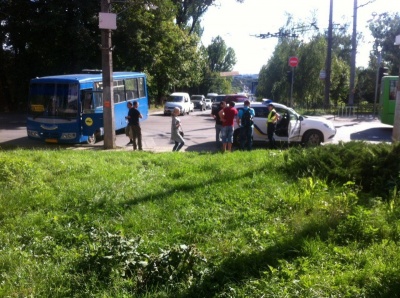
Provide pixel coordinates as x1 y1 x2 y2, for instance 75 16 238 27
101 0 116 149
324 0 333 109
373 48 382 118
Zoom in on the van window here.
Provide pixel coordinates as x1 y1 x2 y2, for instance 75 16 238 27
167 95 184 102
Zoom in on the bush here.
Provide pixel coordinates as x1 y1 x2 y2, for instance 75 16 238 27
282 142 400 199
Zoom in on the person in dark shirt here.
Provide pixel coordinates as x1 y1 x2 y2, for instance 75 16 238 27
211 101 226 149
126 101 143 151
125 102 133 144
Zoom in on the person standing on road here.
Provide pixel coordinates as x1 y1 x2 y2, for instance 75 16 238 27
126 101 143 151
125 102 133 145
237 100 255 151
266 103 278 149
219 101 238 153
171 107 185 151
211 101 226 149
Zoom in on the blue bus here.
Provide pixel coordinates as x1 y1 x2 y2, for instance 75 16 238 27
27 71 149 144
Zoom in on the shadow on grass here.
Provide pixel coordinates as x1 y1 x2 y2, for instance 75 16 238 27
180 218 336 298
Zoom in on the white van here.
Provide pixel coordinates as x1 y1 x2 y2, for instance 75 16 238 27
164 92 193 116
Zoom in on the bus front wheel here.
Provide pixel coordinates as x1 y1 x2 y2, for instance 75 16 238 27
86 134 97 145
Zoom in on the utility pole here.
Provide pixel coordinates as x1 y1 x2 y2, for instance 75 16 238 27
324 0 333 109
348 0 357 106
373 46 382 118
101 0 116 149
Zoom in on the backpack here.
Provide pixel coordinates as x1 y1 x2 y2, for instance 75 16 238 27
241 108 253 127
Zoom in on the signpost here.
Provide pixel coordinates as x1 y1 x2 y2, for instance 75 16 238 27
288 56 298 107
288 56 299 68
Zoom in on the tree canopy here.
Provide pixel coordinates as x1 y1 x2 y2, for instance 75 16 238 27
0 0 242 110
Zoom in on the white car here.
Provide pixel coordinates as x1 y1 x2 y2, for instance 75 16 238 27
205 98 212 109
234 102 336 146
164 92 193 116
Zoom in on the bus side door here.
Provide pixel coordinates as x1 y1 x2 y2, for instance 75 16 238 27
81 91 104 136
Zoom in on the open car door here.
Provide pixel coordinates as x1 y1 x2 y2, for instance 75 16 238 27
287 110 301 143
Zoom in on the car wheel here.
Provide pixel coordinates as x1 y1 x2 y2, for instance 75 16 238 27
302 130 323 147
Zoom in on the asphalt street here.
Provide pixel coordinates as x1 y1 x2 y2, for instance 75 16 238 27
0 110 394 152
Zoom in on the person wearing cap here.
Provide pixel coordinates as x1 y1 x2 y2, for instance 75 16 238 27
237 100 255 150
266 103 278 149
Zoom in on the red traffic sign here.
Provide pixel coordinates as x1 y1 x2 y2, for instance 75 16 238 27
288 56 299 67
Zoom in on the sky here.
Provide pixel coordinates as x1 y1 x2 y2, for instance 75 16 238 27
200 0 398 74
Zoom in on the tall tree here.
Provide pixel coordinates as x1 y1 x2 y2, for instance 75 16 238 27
0 0 100 111
368 12 400 75
172 0 244 35
206 36 236 72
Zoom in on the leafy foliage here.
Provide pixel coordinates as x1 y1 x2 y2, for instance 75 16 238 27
282 142 400 198
73 228 205 293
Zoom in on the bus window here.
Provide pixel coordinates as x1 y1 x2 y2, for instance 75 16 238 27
93 93 102 108
83 92 93 113
125 78 139 99
138 77 145 98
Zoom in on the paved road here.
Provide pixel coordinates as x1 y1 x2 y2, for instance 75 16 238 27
0 111 393 152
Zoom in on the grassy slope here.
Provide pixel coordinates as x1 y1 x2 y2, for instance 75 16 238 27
1 144 400 297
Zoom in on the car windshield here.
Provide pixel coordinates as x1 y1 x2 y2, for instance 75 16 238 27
213 96 226 103
167 96 183 102
226 96 247 102
191 96 202 100
287 107 299 117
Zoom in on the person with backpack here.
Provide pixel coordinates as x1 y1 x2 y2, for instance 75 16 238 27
237 100 255 150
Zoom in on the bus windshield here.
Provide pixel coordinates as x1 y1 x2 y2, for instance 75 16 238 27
29 83 79 118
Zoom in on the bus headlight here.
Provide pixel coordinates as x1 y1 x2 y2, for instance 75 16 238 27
27 130 40 138
61 133 77 140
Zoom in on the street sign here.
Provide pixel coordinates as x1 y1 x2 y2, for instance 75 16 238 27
288 56 299 67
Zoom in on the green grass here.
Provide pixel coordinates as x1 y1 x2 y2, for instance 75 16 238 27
1 142 400 297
